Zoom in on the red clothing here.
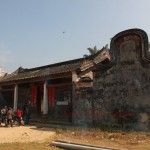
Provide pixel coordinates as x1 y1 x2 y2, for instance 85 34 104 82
17 109 22 118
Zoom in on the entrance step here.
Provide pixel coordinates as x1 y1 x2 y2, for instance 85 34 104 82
30 118 72 126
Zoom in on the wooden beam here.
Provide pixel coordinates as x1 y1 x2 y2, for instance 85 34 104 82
0 88 14 91
48 83 72 87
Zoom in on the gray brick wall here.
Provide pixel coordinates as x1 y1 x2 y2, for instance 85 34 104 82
72 29 150 131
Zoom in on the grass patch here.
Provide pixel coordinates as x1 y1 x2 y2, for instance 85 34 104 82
54 128 150 150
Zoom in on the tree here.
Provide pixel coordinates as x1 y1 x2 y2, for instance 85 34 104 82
104 44 109 50
87 46 98 55
87 44 109 56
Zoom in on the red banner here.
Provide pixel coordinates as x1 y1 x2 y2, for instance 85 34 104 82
32 86 37 106
49 87 55 107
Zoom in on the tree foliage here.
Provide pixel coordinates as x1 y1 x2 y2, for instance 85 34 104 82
87 44 109 56
87 46 98 55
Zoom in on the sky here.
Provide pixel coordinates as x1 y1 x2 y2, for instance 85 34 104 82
0 0 150 73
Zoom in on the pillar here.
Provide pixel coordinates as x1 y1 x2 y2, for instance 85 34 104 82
43 81 48 115
72 71 78 124
72 71 78 82
13 84 18 112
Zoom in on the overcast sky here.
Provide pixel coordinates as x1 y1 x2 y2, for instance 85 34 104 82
0 0 150 73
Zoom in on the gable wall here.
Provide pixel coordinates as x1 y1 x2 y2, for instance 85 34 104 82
72 29 150 131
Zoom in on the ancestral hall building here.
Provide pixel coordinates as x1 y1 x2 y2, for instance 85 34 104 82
0 56 104 123
0 28 150 130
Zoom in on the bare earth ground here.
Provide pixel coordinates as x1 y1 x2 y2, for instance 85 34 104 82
55 128 150 150
0 123 55 143
0 123 150 150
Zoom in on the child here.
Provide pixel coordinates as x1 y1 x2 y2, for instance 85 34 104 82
17 107 22 126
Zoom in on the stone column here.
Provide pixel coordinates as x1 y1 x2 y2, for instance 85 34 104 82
72 71 78 82
43 81 48 115
13 84 18 112
72 71 78 124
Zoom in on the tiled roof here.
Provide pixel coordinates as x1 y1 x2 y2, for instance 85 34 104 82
0 50 112 84
80 49 111 72
0 58 84 83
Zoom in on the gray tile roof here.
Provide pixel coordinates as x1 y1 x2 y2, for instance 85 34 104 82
0 58 84 83
0 50 112 84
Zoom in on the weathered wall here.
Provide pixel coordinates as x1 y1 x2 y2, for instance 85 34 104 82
72 83 93 126
93 62 150 130
93 29 150 130
73 29 150 131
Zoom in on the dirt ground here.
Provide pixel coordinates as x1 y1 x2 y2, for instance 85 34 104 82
1 123 150 150
0 123 55 143
56 128 150 150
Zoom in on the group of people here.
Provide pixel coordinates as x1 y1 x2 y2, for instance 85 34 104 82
0 102 31 127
